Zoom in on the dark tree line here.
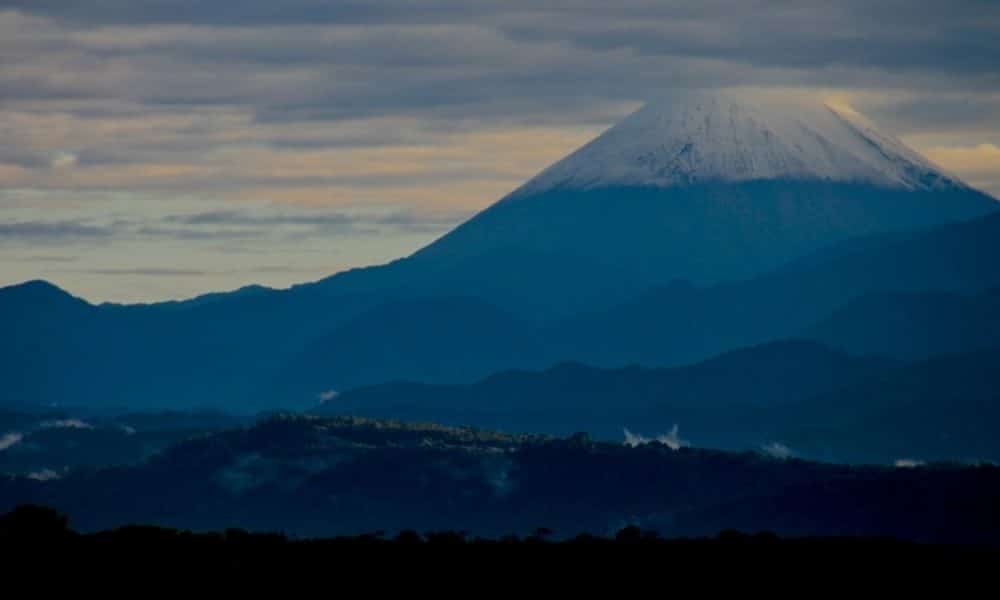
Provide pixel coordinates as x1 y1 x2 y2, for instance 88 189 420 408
2 504 996 577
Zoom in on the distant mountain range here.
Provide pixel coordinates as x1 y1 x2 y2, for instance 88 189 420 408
6 210 998 415
547 212 1000 368
311 342 1000 465
2 92 998 468
310 340 890 446
806 288 1000 360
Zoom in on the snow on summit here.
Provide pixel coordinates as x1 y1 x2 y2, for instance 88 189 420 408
515 91 968 195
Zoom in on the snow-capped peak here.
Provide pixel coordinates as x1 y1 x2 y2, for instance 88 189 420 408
513 91 967 196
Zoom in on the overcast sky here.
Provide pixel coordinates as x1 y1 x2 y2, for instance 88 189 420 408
2 1 999 302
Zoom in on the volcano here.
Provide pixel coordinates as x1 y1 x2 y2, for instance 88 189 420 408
387 91 995 316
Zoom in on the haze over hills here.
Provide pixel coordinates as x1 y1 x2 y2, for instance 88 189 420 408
310 340 894 447
0 408 247 478
548 212 1000 368
806 288 1000 361
312 343 1000 465
775 349 1000 464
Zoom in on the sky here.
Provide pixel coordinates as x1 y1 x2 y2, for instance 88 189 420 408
1 1 999 303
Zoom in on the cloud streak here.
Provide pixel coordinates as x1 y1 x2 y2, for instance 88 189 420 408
0 432 23 451
0 220 114 241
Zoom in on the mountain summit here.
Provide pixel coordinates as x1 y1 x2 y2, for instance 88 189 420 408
515 92 966 195
407 91 995 310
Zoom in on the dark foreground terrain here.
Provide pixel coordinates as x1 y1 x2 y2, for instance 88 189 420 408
3 415 1000 545
2 504 996 574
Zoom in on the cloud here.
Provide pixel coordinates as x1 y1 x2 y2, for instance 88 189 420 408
0 220 113 241
131 226 262 241
623 425 688 451
27 469 61 481
482 455 515 497
81 267 212 277
760 442 794 460
925 143 1000 173
317 389 339 402
894 458 926 468
64 266 326 279
49 151 78 169
7 2 999 80
873 94 1000 136
924 143 1000 196
41 418 93 429
0 432 23 451
4 5 1000 128
372 210 474 233
163 208 470 237
13 255 79 263
168 210 355 227
0 209 424 248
